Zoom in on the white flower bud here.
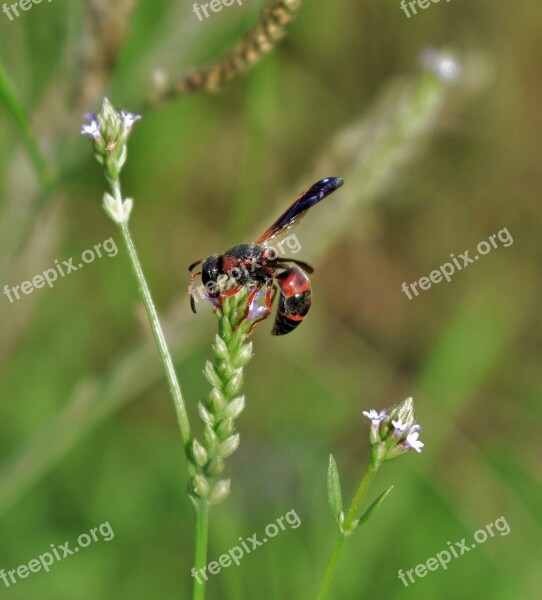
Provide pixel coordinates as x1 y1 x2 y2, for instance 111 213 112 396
204 361 223 389
218 434 240 458
192 475 210 497
207 457 224 476
232 342 253 368
198 402 215 425
192 439 208 467
225 396 245 419
209 479 231 505
213 335 229 359
225 369 243 396
123 198 133 221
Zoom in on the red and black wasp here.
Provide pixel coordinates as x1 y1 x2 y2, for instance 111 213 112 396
188 177 343 335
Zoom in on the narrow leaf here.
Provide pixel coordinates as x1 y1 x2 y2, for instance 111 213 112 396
354 485 394 531
0 61 52 189
327 454 343 521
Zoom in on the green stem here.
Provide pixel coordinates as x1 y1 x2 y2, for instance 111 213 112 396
0 61 53 190
317 459 381 600
193 502 210 600
343 463 379 530
316 535 346 600
115 193 192 456
112 176 210 597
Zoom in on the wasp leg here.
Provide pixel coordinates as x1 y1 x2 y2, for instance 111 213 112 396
220 284 244 298
188 271 202 313
212 283 245 314
242 285 276 335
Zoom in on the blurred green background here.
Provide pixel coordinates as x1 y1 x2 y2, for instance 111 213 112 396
0 0 541 598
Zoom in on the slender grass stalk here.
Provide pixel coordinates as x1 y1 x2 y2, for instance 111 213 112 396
193 502 210 600
0 61 53 190
117 204 192 456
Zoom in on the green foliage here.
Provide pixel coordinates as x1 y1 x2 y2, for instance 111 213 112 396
354 486 394 531
0 1 540 599
327 454 343 526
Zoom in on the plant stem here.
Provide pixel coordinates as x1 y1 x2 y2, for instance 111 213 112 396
193 502 210 600
0 61 53 190
343 464 378 531
316 535 346 600
111 174 210 597
317 461 381 600
117 213 192 458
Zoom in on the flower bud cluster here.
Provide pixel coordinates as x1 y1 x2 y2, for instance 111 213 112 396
81 99 141 224
363 397 424 464
81 98 141 180
190 289 255 505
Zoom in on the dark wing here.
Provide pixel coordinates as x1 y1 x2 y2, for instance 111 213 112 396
256 177 343 245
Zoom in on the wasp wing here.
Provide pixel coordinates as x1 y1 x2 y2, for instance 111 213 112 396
256 177 343 246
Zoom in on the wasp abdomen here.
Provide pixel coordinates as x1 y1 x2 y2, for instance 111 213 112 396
271 267 312 336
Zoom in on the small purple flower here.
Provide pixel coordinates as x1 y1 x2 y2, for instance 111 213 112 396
364 397 424 460
120 111 142 131
391 419 409 437
404 429 424 453
202 293 219 309
83 112 97 122
363 409 388 445
80 119 102 141
247 289 269 321
362 409 387 425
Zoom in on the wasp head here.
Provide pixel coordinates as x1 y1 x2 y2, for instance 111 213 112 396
201 254 223 297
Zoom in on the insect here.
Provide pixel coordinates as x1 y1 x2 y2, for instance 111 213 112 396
188 177 344 335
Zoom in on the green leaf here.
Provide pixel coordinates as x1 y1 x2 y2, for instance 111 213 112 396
353 485 394 531
327 454 343 522
0 61 52 189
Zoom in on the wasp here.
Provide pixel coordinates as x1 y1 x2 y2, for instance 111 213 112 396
188 177 343 335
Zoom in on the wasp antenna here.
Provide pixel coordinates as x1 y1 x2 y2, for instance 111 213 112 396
190 293 197 314
188 259 203 272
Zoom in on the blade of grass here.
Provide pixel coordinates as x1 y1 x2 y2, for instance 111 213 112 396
0 61 53 190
